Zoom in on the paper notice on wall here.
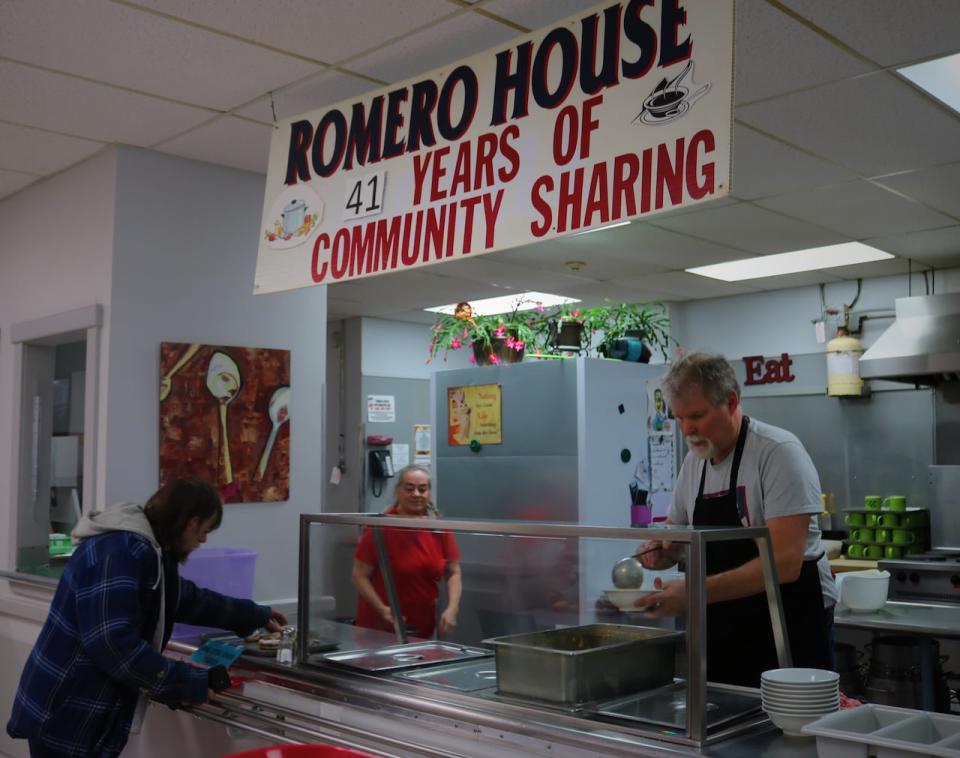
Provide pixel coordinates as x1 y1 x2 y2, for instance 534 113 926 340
367 395 395 422
414 424 431 456
391 443 409 469
649 434 676 494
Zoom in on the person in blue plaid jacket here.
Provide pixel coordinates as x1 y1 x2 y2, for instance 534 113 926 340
6 477 287 757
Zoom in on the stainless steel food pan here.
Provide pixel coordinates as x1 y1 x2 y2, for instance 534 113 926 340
320 641 491 673
483 623 681 704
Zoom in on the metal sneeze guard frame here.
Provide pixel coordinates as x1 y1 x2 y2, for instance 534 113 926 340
296 513 791 747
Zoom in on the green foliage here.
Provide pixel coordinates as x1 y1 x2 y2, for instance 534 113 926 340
427 299 545 362
540 300 677 358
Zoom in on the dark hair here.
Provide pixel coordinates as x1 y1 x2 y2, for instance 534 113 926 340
662 351 740 407
144 477 222 549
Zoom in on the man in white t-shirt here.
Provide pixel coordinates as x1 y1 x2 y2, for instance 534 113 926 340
639 352 836 687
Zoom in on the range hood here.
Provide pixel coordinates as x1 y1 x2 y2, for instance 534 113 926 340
859 293 960 385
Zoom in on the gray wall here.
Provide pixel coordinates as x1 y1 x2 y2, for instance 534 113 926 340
107 147 327 603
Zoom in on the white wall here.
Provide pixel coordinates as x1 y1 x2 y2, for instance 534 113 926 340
106 147 327 603
361 316 474 378
670 268 960 358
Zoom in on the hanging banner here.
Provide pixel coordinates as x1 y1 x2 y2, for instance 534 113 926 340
254 0 734 294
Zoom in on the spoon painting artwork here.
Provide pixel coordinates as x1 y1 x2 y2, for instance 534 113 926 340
256 386 290 481
205 351 242 487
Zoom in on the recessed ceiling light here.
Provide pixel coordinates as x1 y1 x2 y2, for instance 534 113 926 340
574 220 631 236
899 52 960 114
686 242 894 282
425 291 579 316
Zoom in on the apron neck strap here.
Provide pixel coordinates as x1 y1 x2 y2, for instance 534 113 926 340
698 415 751 497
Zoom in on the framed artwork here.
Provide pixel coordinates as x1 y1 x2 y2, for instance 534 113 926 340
159 342 290 502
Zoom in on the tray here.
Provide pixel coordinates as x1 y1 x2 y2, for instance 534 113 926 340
483 623 681 705
585 680 762 732
801 704 960 757
393 659 498 692
320 641 491 673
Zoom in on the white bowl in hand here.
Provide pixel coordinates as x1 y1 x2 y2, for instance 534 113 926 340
603 588 656 612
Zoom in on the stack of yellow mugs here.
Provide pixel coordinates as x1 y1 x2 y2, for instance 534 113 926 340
843 495 930 560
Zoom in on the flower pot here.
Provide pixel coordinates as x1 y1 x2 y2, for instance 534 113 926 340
551 320 584 352
493 336 525 363
602 336 652 363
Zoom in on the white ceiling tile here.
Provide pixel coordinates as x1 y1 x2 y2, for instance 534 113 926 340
733 0 873 105
867 225 960 268
779 0 960 67
651 202 846 255
347 12 520 83
0 0 321 111
434 255 601 290
756 180 955 239
0 169 38 199
128 0 456 64
583 222 749 270
873 163 960 220
155 116 272 175
0 122 104 174
822 258 916 280
554 280 690 304
234 71 376 123
738 71 960 176
617 271 760 300
481 0 601 30
0 61 213 145
730 123 857 200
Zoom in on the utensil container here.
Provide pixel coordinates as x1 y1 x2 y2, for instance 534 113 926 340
483 623 681 704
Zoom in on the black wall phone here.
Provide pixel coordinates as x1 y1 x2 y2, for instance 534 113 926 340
367 435 395 497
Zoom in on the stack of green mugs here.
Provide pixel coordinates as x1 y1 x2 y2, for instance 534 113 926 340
843 495 929 560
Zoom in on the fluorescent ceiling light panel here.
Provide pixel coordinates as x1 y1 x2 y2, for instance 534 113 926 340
899 52 960 114
425 291 579 316
574 220 631 236
686 242 894 282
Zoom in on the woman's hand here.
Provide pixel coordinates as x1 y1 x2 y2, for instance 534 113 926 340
377 604 395 627
438 607 458 635
264 608 288 633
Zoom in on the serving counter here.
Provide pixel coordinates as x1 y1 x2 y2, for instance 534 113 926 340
171 629 819 757
166 513 828 755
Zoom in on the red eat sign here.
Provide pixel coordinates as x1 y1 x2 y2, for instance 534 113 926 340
743 353 796 386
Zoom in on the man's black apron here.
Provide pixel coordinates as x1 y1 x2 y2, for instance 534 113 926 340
691 416 831 687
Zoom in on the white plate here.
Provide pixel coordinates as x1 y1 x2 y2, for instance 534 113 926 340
761 668 838 686
761 694 839 706
761 684 838 697
602 588 657 612
763 701 839 714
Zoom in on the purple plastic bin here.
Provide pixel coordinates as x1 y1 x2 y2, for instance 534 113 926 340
172 547 257 640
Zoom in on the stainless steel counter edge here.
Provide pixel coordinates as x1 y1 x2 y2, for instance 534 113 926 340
168 641 815 757
834 601 960 638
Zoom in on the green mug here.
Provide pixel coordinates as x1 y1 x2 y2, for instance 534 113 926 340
848 544 865 558
864 495 882 511
892 529 915 545
853 528 875 543
865 513 880 527
884 495 907 513
879 513 899 528
884 546 903 559
875 528 890 544
901 514 920 528
845 513 865 527
864 545 883 559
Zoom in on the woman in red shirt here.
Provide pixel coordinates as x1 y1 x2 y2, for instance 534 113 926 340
352 465 462 638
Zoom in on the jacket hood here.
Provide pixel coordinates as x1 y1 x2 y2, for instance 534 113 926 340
71 502 160 548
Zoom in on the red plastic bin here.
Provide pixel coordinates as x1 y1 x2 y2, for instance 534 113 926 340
224 746 377 758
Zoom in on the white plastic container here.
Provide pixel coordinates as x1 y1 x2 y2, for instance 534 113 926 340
835 570 890 613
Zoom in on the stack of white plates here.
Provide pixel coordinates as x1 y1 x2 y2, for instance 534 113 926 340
761 668 840 737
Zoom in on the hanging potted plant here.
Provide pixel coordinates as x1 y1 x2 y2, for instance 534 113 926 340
587 300 677 362
428 301 540 365
542 304 587 354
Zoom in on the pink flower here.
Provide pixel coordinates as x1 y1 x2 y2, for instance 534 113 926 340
462 328 469 338
494 325 506 338
571 309 581 319
490 354 501 365
469 354 476 364
535 302 544 313
450 337 462 349
505 336 516 348
514 341 524 351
